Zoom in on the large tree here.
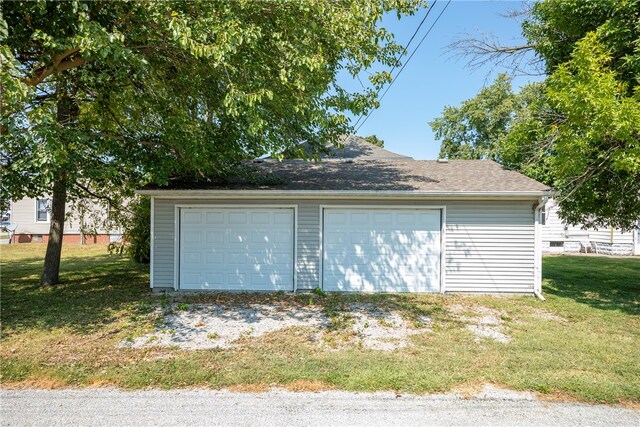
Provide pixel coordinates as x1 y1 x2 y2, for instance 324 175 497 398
1 0 422 285
433 0 640 230
430 73 516 161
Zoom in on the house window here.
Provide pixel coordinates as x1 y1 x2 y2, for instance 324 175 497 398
540 205 546 226
550 241 564 248
36 198 51 222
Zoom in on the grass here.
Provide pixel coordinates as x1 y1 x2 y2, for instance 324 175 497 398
1 244 639 405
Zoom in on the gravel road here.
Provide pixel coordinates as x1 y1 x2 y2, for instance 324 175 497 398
2 388 638 426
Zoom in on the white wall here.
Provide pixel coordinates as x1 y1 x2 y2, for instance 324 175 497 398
542 198 635 245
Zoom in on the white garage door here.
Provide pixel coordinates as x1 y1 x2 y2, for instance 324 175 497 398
322 208 441 292
179 208 294 291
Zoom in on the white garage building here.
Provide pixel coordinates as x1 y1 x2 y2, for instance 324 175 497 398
138 140 551 295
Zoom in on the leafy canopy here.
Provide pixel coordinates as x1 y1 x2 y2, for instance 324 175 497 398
432 0 640 230
363 134 385 148
1 0 423 205
430 74 515 161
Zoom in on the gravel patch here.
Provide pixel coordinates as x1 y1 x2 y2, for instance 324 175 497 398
119 302 431 352
119 304 327 350
319 303 432 351
450 305 511 344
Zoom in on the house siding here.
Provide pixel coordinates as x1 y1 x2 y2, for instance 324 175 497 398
10 198 54 235
541 198 635 254
11 198 120 235
10 197 98 235
152 198 537 293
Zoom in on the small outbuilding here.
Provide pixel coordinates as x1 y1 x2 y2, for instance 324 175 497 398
138 139 551 295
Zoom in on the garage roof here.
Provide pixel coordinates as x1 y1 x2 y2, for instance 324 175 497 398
291 135 412 160
142 158 550 194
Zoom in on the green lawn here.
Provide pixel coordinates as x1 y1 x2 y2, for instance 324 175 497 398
1 244 639 404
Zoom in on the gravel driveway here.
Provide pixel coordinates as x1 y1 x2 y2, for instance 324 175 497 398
2 387 638 427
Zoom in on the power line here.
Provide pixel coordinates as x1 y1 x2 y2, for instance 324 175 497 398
376 0 452 108
352 1 438 130
354 0 452 134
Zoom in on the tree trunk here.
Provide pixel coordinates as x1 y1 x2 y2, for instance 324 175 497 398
40 173 67 285
40 87 75 286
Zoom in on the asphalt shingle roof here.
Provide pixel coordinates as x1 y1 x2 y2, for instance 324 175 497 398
150 158 550 193
316 135 412 160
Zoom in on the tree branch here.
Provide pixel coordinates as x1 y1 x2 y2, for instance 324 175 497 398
447 31 545 78
75 182 124 211
23 48 85 86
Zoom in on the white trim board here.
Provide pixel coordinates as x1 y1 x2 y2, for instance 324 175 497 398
138 189 550 200
149 197 155 289
34 198 51 223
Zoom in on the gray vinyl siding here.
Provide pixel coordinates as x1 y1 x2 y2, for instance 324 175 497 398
152 198 537 293
444 202 535 292
296 203 321 289
152 199 176 287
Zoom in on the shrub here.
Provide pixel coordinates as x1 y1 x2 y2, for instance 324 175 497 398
109 197 150 263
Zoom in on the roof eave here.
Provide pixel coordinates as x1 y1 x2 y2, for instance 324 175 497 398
136 189 552 200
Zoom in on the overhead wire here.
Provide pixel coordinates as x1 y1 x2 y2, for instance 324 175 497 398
354 0 452 134
351 0 438 130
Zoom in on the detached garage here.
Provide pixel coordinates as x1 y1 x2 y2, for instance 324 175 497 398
139 141 550 295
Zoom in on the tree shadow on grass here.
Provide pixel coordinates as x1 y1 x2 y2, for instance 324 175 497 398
1 252 152 335
542 256 640 315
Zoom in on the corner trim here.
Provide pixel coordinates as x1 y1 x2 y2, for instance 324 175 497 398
149 197 154 289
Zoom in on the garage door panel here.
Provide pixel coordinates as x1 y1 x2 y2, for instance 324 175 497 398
206 231 225 244
228 212 247 224
349 212 369 223
228 232 249 243
204 273 223 285
183 272 202 286
206 253 224 264
251 231 270 243
227 252 247 265
273 212 293 224
183 231 203 244
180 208 294 291
323 208 441 293
182 211 202 224
205 212 224 224
250 211 270 224
227 273 247 286
183 252 202 264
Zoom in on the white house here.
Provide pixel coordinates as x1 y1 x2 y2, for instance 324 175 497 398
541 198 639 256
137 138 552 295
8 197 121 244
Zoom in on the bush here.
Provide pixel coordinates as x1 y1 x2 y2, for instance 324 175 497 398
109 197 150 263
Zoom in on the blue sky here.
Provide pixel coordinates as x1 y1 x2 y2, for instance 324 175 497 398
339 0 542 159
